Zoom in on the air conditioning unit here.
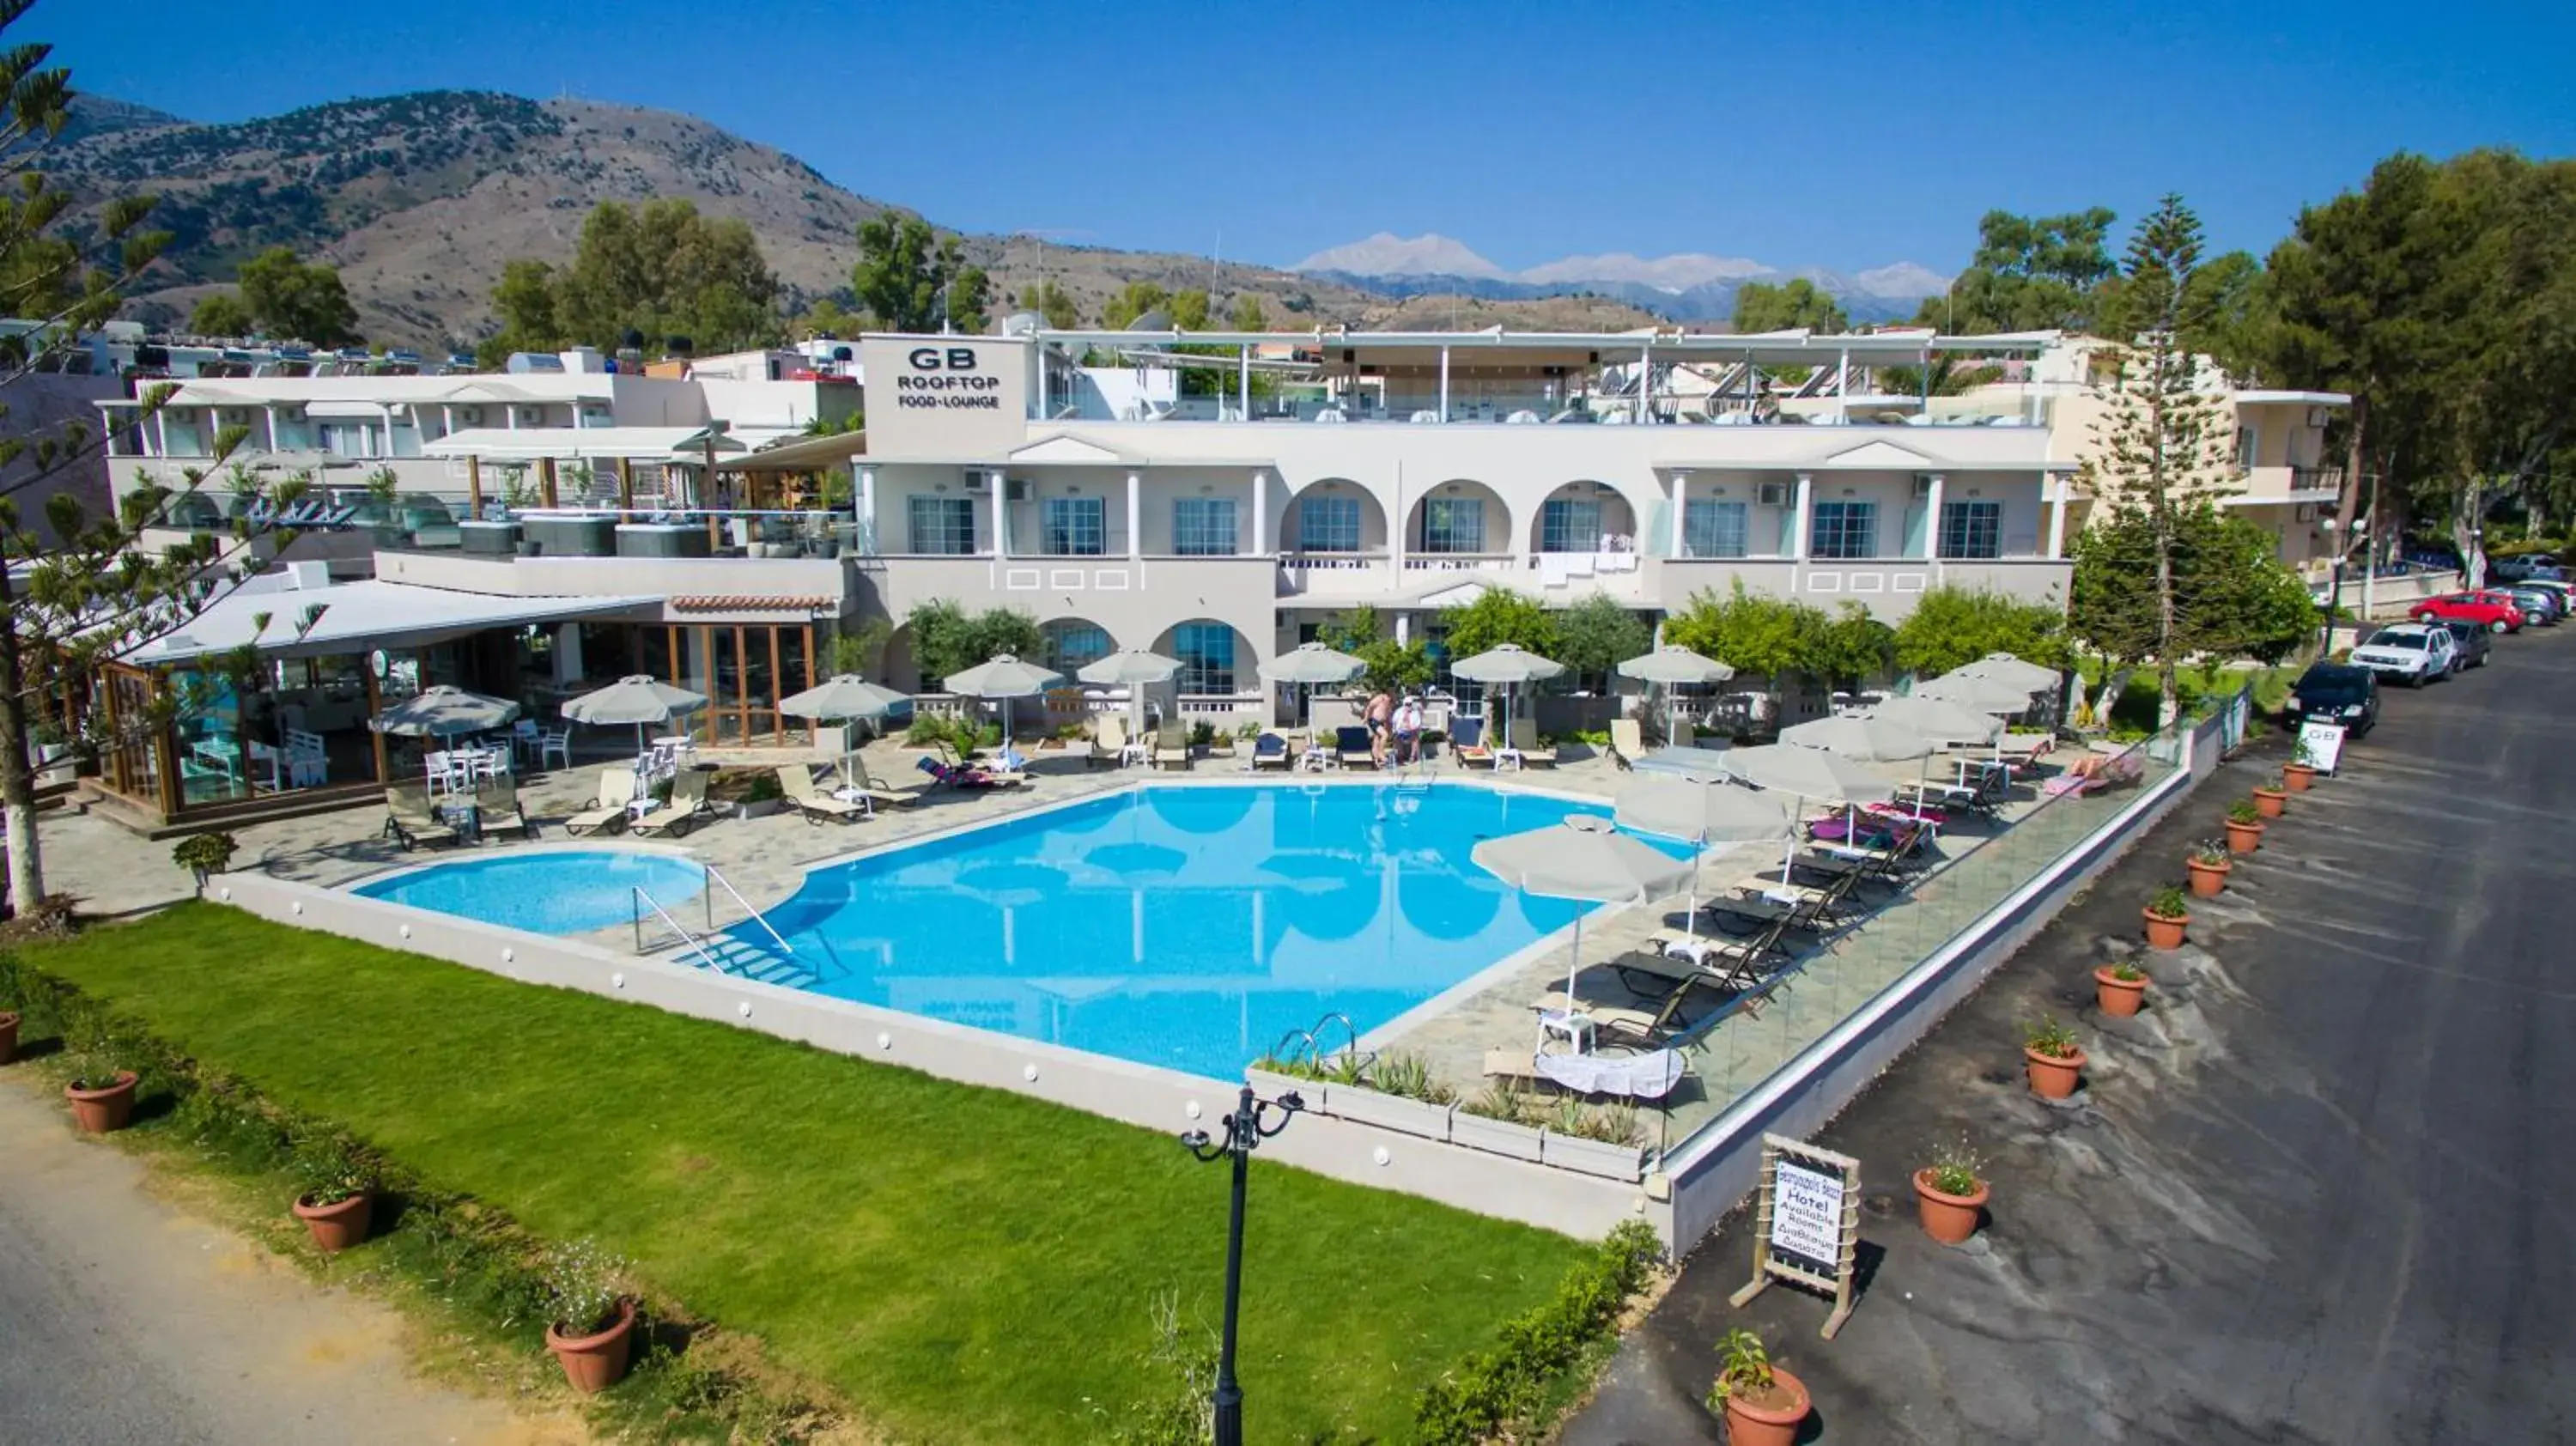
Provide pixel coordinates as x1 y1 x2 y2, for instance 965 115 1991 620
961 472 992 494
1005 479 1034 502
1911 474 1937 500
1756 481 1790 507
217 408 252 428
2307 406 2331 428
454 405 484 427
515 405 548 427
579 404 612 423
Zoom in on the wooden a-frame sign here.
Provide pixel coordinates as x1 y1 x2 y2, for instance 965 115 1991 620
1728 1133 1862 1338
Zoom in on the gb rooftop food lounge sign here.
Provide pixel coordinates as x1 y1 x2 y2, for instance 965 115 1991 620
860 336 1034 457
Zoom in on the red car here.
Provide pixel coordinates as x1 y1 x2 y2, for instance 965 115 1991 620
2411 591 2524 633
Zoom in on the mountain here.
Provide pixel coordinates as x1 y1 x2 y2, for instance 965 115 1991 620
1516 252 1770 292
58 95 189 149
1290 232 1507 281
1294 234 1954 325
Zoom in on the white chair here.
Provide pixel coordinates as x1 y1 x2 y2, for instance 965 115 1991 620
538 726 571 770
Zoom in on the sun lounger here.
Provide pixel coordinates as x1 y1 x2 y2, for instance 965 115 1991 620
851 769 930 810
918 756 1019 790
1528 980 1707 1050
472 776 540 840
1509 717 1557 768
1612 929 1783 998
1152 720 1192 771
1334 724 1376 770
631 769 713 837
1449 715 1494 769
381 783 464 850
1250 732 1293 771
1610 718 1644 771
1089 716 1128 769
777 764 865 824
562 769 636 836
1483 1045 1691 1102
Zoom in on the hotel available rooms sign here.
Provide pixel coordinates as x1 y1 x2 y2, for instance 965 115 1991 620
860 336 1030 457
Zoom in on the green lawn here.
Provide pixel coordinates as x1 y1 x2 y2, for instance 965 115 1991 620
18 906 1578 1443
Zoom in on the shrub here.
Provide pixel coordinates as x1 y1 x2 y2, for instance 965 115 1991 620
2023 1016 2081 1060
171 831 240 877
1413 1221 1663 1444
1461 1078 1540 1126
292 1135 374 1206
540 1236 629 1336
1368 1050 1456 1106
1187 720 1214 748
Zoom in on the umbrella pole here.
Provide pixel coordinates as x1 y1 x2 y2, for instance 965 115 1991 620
1562 913 1583 1014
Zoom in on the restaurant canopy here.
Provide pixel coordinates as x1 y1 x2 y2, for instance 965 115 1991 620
122 578 659 666
422 425 747 463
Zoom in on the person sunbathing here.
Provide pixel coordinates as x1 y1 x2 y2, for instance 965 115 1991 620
918 756 1005 790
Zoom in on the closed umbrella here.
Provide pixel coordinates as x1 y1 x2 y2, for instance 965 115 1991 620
1473 814 1694 1022
1077 648 1183 734
780 674 909 784
373 685 520 738
1449 643 1565 755
1720 743 1900 888
1256 641 1365 728
1616 645 1735 747
943 653 1066 753
1615 775 1795 942
562 674 710 753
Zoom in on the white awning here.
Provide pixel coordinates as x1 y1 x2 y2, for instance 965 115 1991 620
423 426 746 463
123 579 659 666
304 399 393 418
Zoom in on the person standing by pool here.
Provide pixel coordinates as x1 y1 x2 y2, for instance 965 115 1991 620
1394 695 1424 764
1364 687 1394 767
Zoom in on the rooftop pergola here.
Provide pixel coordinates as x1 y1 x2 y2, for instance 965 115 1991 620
422 425 748 511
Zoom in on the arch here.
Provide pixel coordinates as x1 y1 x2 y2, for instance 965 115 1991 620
1404 477 1511 556
881 622 922 693
1274 477 1389 556
1037 616 1118 675
1528 478 1645 554
1151 618 1258 696
1396 860 1504 941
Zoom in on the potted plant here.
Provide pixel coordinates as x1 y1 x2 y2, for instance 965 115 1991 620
2095 960 2149 1018
1912 1134 1990 1245
172 831 240 893
1451 1080 1547 1163
540 1238 637 1394
289 1137 376 1253
1705 1328 1809 1446
2251 773 2288 818
64 1054 140 1133
2185 839 2233 897
1329 1050 1455 1142
2224 799 2265 854
2142 884 2190 951
1540 1097 1649 1182
2282 737 2319 792
2022 1017 2086 1100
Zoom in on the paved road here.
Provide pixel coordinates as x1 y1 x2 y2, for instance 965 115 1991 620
1568 630 2576 1444
0 1077 576 1446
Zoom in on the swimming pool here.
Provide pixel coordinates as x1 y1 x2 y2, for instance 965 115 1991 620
355 850 707 935
743 783 1685 1079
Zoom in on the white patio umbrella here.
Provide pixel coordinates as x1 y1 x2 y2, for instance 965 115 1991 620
1256 641 1365 728
1862 694 2006 747
1912 671 2038 714
1473 814 1694 1021
942 653 1066 752
1719 743 1900 888
1449 643 1565 751
1947 652 2063 693
1615 775 1795 941
1783 714 1935 838
561 674 710 753
1077 648 1183 734
372 685 520 738
1615 645 1735 746
780 674 910 782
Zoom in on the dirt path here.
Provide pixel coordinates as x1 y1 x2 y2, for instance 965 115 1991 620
0 1076 585 1446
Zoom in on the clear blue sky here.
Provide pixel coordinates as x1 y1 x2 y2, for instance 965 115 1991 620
39 0 2576 275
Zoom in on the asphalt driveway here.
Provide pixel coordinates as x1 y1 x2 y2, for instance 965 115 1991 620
1567 631 2576 1445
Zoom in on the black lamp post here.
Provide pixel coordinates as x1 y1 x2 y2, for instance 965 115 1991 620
1181 1083 1302 1446
2323 517 2345 653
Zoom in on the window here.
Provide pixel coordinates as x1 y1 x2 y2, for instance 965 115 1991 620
1420 495 1485 553
1540 497 1602 553
1684 499 1749 558
1042 620 1111 673
1173 623 1236 694
1298 494 1361 552
906 495 977 555
2234 425 2259 472
1042 495 1105 556
318 422 379 459
1938 501 2002 560
1809 501 1878 560
1172 497 1237 556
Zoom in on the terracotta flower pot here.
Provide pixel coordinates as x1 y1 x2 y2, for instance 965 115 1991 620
293 1191 374 1253
1721 1365 1812 1446
2025 1046 2085 1100
545 1297 637 1394
2224 819 2264 854
0 1010 18 1066
1912 1169 1990 1245
2282 762 2317 793
64 1071 139 1134
2186 856 2231 897
2252 786 2287 819
2095 966 2148 1018
2142 907 2188 951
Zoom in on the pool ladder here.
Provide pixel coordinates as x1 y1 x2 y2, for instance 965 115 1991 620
630 865 799 981
1264 1011 1374 1080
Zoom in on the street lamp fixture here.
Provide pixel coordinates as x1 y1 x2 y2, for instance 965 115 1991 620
1180 1083 1302 1446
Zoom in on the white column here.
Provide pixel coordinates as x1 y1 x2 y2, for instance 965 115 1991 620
1637 343 1651 423
1835 348 1850 425
1437 345 1450 422
154 409 169 459
506 404 519 431
1922 472 1946 561
1251 470 1268 556
991 470 1008 560
1790 471 1814 560
1669 470 1690 558
1238 344 1251 419
1394 611 1411 644
2044 476 2069 558
1125 471 1141 562
858 466 877 545
264 405 281 453
1390 464 1406 574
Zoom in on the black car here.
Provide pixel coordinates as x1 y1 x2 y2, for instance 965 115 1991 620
2439 619 2494 669
2283 662 2380 737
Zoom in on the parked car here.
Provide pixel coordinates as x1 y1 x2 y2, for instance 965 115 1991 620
2489 552 2560 581
2410 591 2525 633
2511 577 2576 615
2438 619 2494 669
2351 623 2459 687
2283 662 2381 737
2491 582 2562 624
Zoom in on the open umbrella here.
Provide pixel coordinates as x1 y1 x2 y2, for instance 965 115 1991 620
1077 648 1183 735
1912 671 2037 714
1782 714 1935 841
1256 641 1365 728
1948 652 2063 693
1449 643 1565 755
562 674 710 754
1720 743 1900 888
1616 645 1735 748
1473 814 1694 1024
1615 775 1795 941
780 674 909 784
1864 694 2008 817
943 653 1066 754
372 685 520 738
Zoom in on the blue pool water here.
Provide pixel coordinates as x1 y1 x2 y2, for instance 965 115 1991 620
355 850 707 935
742 784 1686 1079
